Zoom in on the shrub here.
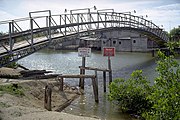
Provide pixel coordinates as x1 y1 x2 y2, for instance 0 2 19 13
0 84 25 97
142 51 180 119
0 102 11 108
109 70 152 115
108 42 180 119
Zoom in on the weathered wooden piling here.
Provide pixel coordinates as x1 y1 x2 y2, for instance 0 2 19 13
92 78 99 103
152 50 155 57
103 71 106 92
57 74 98 102
79 66 108 93
108 56 112 84
79 57 86 89
59 77 63 91
95 70 98 87
44 85 52 111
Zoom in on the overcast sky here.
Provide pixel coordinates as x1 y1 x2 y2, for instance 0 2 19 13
0 0 179 32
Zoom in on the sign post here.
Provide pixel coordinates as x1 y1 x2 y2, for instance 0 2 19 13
78 48 91 89
108 56 112 84
103 47 115 84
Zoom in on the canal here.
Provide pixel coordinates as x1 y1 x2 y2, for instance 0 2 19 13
18 49 158 120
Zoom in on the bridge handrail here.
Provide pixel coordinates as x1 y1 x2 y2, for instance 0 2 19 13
0 11 163 32
0 9 170 67
0 10 168 41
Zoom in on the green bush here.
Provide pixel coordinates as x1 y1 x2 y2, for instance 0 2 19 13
142 51 180 119
0 102 11 108
108 42 180 119
109 70 152 115
3 55 19 69
5 62 19 69
0 84 25 97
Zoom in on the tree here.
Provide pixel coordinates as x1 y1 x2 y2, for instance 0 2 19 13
169 27 180 41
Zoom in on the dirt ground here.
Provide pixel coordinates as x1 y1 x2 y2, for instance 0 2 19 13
0 78 100 120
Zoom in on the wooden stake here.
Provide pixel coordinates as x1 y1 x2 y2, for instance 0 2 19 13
59 77 63 91
108 56 112 84
95 70 98 87
79 57 86 89
44 85 52 111
92 78 99 103
103 71 106 93
152 50 155 57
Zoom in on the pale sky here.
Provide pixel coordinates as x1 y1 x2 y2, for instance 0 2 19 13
0 0 179 32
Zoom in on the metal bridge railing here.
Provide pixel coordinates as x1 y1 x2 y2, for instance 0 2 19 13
0 9 168 67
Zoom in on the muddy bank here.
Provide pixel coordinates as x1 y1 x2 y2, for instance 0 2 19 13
0 78 99 120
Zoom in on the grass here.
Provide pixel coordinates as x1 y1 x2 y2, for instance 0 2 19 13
0 84 25 97
0 102 11 108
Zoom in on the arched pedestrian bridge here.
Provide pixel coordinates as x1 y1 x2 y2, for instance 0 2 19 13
0 9 168 67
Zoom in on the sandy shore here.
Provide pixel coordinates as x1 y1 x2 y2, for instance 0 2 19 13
0 78 100 120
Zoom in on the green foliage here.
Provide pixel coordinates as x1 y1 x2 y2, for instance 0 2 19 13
0 102 11 108
5 62 19 69
169 27 180 38
142 51 180 119
166 41 180 54
3 55 19 69
109 70 152 115
0 84 25 97
169 27 180 41
108 42 180 119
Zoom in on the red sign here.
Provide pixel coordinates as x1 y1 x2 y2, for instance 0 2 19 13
103 47 115 56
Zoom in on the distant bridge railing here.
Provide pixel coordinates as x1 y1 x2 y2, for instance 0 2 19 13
0 10 168 67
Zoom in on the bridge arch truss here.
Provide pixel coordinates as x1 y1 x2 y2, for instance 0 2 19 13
0 10 168 67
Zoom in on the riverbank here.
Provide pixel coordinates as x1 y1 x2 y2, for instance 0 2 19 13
0 68 100 120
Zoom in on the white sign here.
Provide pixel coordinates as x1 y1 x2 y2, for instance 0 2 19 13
78 48 91 57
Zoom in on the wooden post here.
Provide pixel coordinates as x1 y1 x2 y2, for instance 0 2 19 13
44 85 52 111
108 56 112 84
92 78 99 103
95 70 98 87
79 57 86 89
152 50 155 57
59 77 64 91
103 71 106 93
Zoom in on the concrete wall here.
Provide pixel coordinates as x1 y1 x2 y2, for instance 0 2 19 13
49 37 80 50
50 29 151 52
102 38 132 51
102 30 140 38
131 37 147 51
101 30 148 52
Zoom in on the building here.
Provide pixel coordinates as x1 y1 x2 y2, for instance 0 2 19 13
50 29 157 52
99 29 155 52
